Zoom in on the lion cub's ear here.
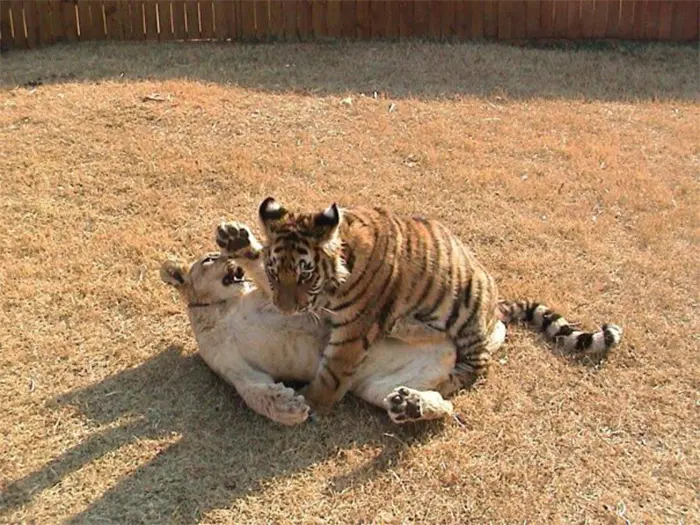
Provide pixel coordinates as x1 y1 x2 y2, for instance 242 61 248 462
160 260 187 287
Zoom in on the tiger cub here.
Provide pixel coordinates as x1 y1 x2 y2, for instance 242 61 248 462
252 197 622 414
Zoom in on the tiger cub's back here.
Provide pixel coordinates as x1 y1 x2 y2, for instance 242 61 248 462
332 206 499 350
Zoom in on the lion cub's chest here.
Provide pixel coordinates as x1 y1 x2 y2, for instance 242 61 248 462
233 298 327 382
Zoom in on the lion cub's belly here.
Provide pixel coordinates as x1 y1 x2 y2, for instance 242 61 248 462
233 305 327 382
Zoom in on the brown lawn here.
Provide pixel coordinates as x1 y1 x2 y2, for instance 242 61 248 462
1 41 698 524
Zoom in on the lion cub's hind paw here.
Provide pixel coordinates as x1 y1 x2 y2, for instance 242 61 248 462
268 383 311 426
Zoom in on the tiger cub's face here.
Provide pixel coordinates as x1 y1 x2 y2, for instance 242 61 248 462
258 197 348 315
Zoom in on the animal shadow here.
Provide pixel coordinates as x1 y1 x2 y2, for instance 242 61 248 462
2 345 444 524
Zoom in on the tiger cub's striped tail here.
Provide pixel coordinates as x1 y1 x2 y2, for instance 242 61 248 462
497 300 623 355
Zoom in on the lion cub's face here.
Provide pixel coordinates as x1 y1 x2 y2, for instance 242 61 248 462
160 252 248 306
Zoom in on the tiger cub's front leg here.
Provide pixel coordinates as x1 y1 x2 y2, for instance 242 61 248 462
303 326 379 414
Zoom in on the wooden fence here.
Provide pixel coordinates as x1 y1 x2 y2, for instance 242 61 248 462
1 1 698 50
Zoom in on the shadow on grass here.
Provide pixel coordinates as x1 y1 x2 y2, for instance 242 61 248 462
1 345 443 524
0 40 697 102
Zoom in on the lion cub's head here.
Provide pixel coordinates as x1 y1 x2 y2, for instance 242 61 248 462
160 252 249 307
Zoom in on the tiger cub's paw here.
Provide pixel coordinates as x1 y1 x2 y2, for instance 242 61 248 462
383 386 453 424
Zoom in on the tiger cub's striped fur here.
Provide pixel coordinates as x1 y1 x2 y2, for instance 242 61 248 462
256 197 622 413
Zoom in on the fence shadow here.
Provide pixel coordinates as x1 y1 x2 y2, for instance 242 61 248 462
1 345 443 524
0 40 697 102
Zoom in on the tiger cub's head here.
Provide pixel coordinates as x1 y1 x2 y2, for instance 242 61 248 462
258 197 350 315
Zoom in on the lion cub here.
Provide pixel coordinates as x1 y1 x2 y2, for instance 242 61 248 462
160 222 458 426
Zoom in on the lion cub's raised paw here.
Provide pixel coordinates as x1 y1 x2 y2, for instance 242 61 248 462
216 222 261 260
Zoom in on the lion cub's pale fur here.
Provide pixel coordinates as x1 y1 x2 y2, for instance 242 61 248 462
160 224 468 426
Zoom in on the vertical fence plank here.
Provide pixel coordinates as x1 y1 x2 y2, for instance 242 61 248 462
525 0 541 38
593 0 611 38
370 0 386 38
296 0 312 40
427 0 441 39
498 0 513 39
184 0 200 39
455 0 472 39
511 0 527 39
484 1 499 38
674 0 699 41
103 1 123 39
157 1 174 40
470 0 485 39
356 0 371 38
171 0 187 39
0 0 13 50
580 0 595 38
439 0 453 39
499 0 527 39
239 0 256 40
254 0 269 40
552 0 568 37
686 0 699 41
23 0 42 45
200 0 215 39
281 0 297 40
326 0 342 37
398 0 413 39
386 0 400 39
7 1 28 48
656 0 672 40
339 0 355 38
269 0 285 40
670 0 684 40
144 0 158 39
61 1 79 42
311 0 327 38
129 1 143 39
214 0 231 39
35 0 55 45
539 0 554 38
412 0 429 38
117 0 133 40
24 0 40 46
617 0 635 38
120 0 134 38
48 0 66 42
643 0 660 39
128 1 145 40
15 1 30 48
632 0 646 39
606 0 621 38
90 1 107 40
566 0 582 39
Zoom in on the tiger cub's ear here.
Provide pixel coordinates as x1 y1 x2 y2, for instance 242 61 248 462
259 197 288 235
311 203 341 242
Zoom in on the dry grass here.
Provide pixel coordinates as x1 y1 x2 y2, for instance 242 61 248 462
1 41 698 524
